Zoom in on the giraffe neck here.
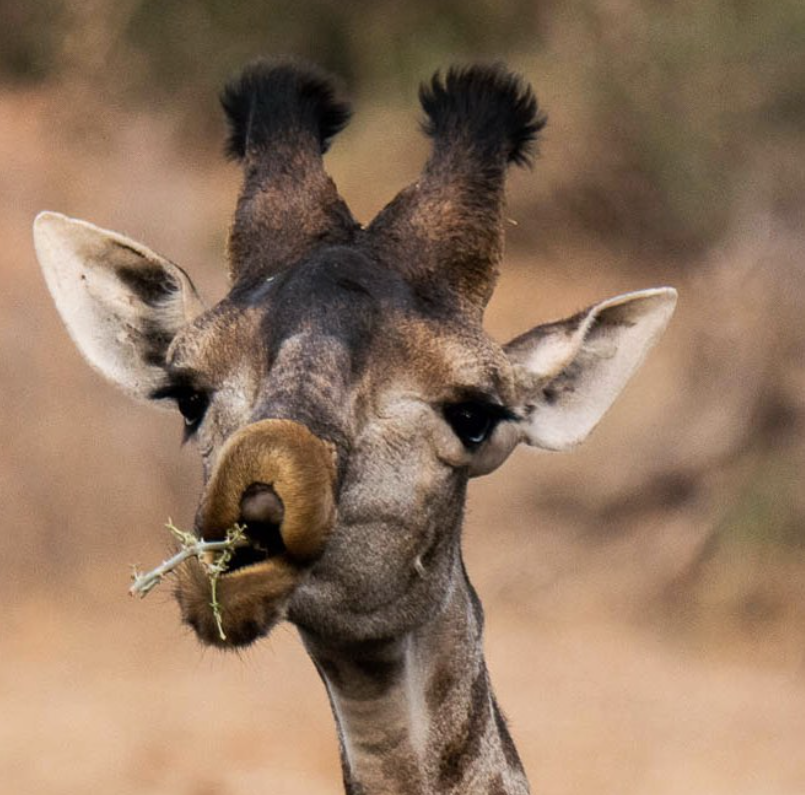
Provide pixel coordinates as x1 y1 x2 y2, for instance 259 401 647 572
300 564 529 795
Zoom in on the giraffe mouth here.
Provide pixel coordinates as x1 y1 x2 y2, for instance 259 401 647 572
179 510 303 647
177 507 326 648
218 518 288 575
176 545 302 648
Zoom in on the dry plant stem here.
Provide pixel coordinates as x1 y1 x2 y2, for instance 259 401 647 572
129 540 229 597
130 521 247 641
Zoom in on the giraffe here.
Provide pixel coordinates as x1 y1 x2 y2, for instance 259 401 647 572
33 59 676 794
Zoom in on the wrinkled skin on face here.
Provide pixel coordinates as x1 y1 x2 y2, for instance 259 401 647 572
33 61 676 653
166 247 523 647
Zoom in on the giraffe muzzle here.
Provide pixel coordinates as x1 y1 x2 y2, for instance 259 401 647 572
177 418 337 647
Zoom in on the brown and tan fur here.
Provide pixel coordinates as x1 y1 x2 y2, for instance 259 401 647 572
34 58 677 794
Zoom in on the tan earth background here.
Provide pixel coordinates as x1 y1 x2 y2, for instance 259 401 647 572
2 2 805 793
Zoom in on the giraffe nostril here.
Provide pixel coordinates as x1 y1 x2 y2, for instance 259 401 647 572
238 483 287 560
240 482 285 526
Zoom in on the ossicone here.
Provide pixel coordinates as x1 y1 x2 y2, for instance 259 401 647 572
221 57 352 161
223 57 358 284
419 63 546 168
367 64 547 313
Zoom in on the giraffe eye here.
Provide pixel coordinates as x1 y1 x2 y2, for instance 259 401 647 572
176 389 209 428
443 401 503 449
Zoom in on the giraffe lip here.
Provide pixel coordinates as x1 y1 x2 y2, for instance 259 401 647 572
177 552 300 648
219 556 281 580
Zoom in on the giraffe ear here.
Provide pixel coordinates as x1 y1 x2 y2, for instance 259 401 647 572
504 288 677 451
33 211 204 401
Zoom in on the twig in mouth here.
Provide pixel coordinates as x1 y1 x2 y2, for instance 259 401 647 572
130 520 248 640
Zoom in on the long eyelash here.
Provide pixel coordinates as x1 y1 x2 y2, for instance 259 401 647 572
449 392 518 423
150 384 184 402
484 403 518 423
149 373 201 401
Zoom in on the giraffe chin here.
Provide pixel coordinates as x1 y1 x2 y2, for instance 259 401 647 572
176 554 301 648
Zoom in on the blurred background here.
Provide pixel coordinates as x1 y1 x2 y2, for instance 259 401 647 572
1 1 804 793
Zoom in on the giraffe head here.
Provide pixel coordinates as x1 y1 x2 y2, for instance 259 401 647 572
34 59 676 648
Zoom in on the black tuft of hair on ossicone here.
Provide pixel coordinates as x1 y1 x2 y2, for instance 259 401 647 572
419 64 547 168
220 58 351 161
